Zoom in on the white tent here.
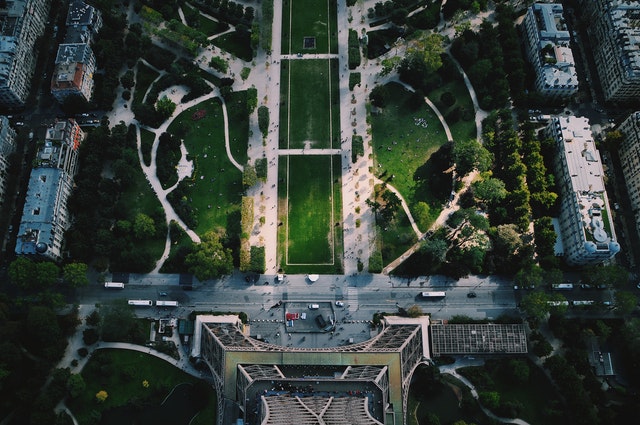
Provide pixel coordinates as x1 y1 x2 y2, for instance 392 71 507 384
308 274 319 282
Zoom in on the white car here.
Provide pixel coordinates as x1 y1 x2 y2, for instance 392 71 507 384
335 301 344 307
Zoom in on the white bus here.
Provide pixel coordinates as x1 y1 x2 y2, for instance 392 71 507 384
572 300 595 306
128 300 153 306
551 283 574 290
104 282 125 289
156 300 179 307
420 291 446 298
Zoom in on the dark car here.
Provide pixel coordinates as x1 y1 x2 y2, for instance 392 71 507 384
315 315 327 328
467 292 477 298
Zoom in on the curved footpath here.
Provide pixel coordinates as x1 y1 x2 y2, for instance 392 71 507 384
439 366 531 425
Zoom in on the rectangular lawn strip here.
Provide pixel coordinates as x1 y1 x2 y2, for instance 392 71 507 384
225 90 250 166
134 61 160 107
428 80 476 143
286 155 334 264
280 59 339 149
69 349 216 424
278 60 290 149
277 155 343 273
371 82 450 223
281 0 337 54
139 127 155 166
167 97 243 235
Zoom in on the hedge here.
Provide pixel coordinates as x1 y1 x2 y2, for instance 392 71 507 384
349 72 361 91
348 29 361 69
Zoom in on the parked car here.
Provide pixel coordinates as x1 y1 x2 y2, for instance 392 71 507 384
335 301 344 307
467 292 477 298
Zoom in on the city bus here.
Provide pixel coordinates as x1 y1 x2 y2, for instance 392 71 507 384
551 283 574 290
127 300 153 306
104 282 125 289
156 300 179 307
420 291 446 299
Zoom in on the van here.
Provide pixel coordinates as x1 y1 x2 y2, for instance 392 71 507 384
308 304 319 310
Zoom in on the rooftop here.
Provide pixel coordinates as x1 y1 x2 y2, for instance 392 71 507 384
609 1 640 77
429 323 527 356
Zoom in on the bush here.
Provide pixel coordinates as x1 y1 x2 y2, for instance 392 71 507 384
209 56 228 73
249 246 266 273
258 105 269 137
349 72 361 90
348 29 361 69
77 347 89 358
83 328 99 345
255 158 267 181
369 250 383 273
351 135 364 163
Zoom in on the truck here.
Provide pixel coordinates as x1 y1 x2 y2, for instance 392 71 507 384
127 300 153 306
551 283 574 290
420 291 446 299
104 282 125 289
315 314 327 328
156 300 179 307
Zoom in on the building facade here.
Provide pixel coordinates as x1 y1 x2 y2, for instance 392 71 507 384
50 1 101 103
0 115 16 206
0 0 51 108
546 116 620 265
194 315 429 425
15 119 83 261
582 0 640 103
521 3 578 99
617 111 640 239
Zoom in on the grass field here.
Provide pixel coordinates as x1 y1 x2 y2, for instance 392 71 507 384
134 61 160 107
167 97 243 236
371 82 451 226
140 127 155 166
69 349 216 425
211 31 254 62
428 80 476 143
278 155 343 272
281 0 338 54
279 59 340 149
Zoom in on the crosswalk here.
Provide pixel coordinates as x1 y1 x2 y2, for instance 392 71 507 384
347 288 358 312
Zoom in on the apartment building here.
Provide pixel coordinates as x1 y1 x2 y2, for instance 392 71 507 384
546 115 620 265
51 1 101 103
582 0 640 103
617 111 640 238
521 3 578 99
15 119 84 261
0 0 51 108
51 43 96 103
0 115 16 206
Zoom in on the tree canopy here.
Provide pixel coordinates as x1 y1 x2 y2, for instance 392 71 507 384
185 231 234 281
452 139 492 176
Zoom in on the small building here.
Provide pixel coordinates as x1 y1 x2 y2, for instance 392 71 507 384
51 43 96 103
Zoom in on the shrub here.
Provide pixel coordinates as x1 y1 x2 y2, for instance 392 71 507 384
348 29 361 69
349 72 361 90
352 135 364 163
240 67 251 80
258 105 269 137
249 246 266 273
83 328 99 345
255 158 267 181
209 56 228 73
77 347 89 358
369 250 383 273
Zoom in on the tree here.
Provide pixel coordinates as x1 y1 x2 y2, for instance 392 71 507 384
452 139 492 176
63 263 89 288
480 391 500 409
100 300 145 344
243 164 257 188
582 264 629 289
26 306 65 361
472 177 507 203
8 257 35 289
406 305 423 317
95 390 108 402
120 70 135 89
615 291 637 315
420 237 448 264
67 374 86 399
258 106 269 137
406 33 444 74
133 213 156 239
520 291 550 322
514 264 543 289
155 95 176 120
390 8 408 26
370 85 389 108
379 57 402 76
34 262 61 289
185 231 234 280
414 201 431 231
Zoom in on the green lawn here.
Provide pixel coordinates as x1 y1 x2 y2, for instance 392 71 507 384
167 97 243 236
278 155 343 272
428 80 476 143
211 31 253 62
371 82 451 225
225 90 250 166
379 208 418 266
140 127 155 166
279 59 340 149
68 349 216 425
134 61 160 107
281 0 338 54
